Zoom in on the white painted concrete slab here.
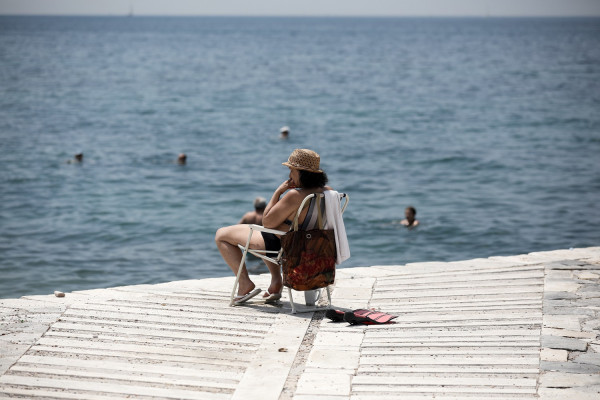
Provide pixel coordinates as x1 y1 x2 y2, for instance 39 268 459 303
1 247 598 399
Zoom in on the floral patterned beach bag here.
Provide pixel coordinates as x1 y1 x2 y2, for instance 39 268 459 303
281 198 336 291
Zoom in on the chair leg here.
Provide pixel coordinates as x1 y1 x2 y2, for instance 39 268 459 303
288 287 297 314
229 228 254 307
325 286 332 308
287 286 332 314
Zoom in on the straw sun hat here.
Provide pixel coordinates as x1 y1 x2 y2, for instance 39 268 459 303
282 149 323 173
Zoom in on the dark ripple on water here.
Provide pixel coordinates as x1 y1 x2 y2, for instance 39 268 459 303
1 16 599 298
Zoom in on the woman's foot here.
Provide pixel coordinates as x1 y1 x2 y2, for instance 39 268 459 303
263 290 282 303
263 281 283 299
234 281 261 305
237 281 256 298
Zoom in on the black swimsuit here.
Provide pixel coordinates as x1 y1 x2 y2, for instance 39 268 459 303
260 219 292 253
261 232 281 253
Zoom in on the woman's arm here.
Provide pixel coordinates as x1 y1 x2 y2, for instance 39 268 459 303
262 179 300 229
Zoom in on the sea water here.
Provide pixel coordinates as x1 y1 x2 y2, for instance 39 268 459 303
1 16 599 298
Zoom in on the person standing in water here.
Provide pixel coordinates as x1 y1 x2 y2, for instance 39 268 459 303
239 197 267 225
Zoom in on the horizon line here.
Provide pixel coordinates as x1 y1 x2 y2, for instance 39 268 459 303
2 13 600 18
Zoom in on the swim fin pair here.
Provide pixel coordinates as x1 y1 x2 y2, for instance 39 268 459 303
325 308 397 325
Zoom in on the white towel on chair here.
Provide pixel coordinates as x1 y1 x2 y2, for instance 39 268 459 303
324 190 350 265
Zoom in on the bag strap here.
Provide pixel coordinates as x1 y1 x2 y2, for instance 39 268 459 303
292 193 324 231
316 194 323 230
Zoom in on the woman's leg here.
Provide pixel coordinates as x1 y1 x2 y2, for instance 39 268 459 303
215 224 266 296
263 259 283 297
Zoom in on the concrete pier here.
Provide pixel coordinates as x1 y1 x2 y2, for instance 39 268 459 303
1 247 599 399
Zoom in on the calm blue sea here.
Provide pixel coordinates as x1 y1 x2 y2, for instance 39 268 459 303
1 16 599 299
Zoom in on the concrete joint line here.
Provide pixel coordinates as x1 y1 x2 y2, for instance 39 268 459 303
231 311 312 400
0 298 71 376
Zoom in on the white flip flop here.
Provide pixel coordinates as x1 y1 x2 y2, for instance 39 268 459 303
263 290 282 304
234 288 261 305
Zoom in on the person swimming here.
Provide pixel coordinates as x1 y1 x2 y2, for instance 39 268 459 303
280 126 289 139
401 206 419 228
66 153 83 164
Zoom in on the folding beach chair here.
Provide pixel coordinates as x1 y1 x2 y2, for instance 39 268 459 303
230 192 349 313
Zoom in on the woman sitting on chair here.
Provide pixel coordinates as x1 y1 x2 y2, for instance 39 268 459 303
215 148 332 304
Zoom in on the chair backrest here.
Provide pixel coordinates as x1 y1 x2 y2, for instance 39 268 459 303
290 192 348 232
280 191 349 296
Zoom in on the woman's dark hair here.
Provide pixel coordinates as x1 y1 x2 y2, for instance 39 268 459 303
299 170 328 189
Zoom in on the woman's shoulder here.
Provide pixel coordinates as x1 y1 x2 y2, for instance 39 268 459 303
287 188 322 203
290 186 333 199
282 188 305 202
